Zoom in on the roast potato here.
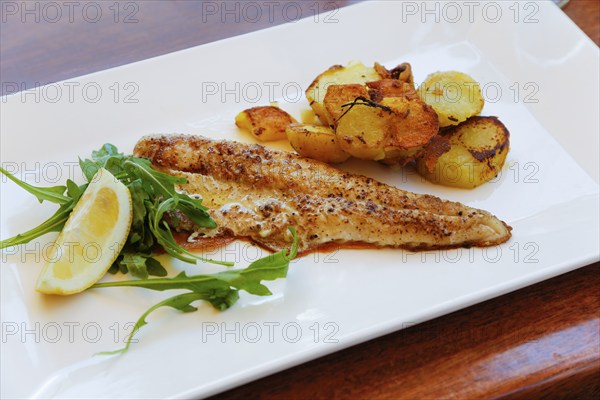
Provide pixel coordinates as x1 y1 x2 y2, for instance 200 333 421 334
380 97 439 150
418 71 484 128
377 62 415 87
379 147 425 166
324 84 370 127
365 96 439 166
333 95 439 163
367 79 419 103
417 116 510 188
235 106 296 142
306 62 383 125
286 123 350 163
334 98 392 160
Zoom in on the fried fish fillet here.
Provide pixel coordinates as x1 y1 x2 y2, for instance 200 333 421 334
134 134 511 253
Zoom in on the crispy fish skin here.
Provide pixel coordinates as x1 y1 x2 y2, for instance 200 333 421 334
134 134 511 253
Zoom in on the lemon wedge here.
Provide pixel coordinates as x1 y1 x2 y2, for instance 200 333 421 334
36 168 132 295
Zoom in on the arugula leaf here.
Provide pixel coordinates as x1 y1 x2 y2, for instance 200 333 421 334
94 227 298 354
147 197 232 266
217 228 298 295
0 166 71 205
0 179 88 249
93 143 121 159
110 253 168 279
96 290 238 356
0 203 71 249
127 179 153 251
79 144 124 182
145 257 168 277
79 158 100 182
123 159 185 199
66 180 86 200
177 198 217 229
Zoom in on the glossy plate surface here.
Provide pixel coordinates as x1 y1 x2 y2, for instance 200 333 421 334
1 2 598 398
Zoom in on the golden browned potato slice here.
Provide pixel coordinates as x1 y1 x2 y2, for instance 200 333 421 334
373 62 415 87
381 97 439 149
374 62 392 79
324 84 369 127
235 106 297 142
306 62 383 125
379 147 425 166
368 97 438 166
367 79 419 103
415 135 451 170
334 99 392 160
389 62 415 87
416 116 510 188
418 71 485 128
286 123 350 163
334 95 439 163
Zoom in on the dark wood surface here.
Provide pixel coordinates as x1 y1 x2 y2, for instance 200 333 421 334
217 265 600 400
1 1 598 399
0 0 359 93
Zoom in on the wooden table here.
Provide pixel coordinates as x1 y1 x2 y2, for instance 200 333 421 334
1 1 598 398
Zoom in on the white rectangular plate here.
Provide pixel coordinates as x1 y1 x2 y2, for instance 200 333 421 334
1 2 599 399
